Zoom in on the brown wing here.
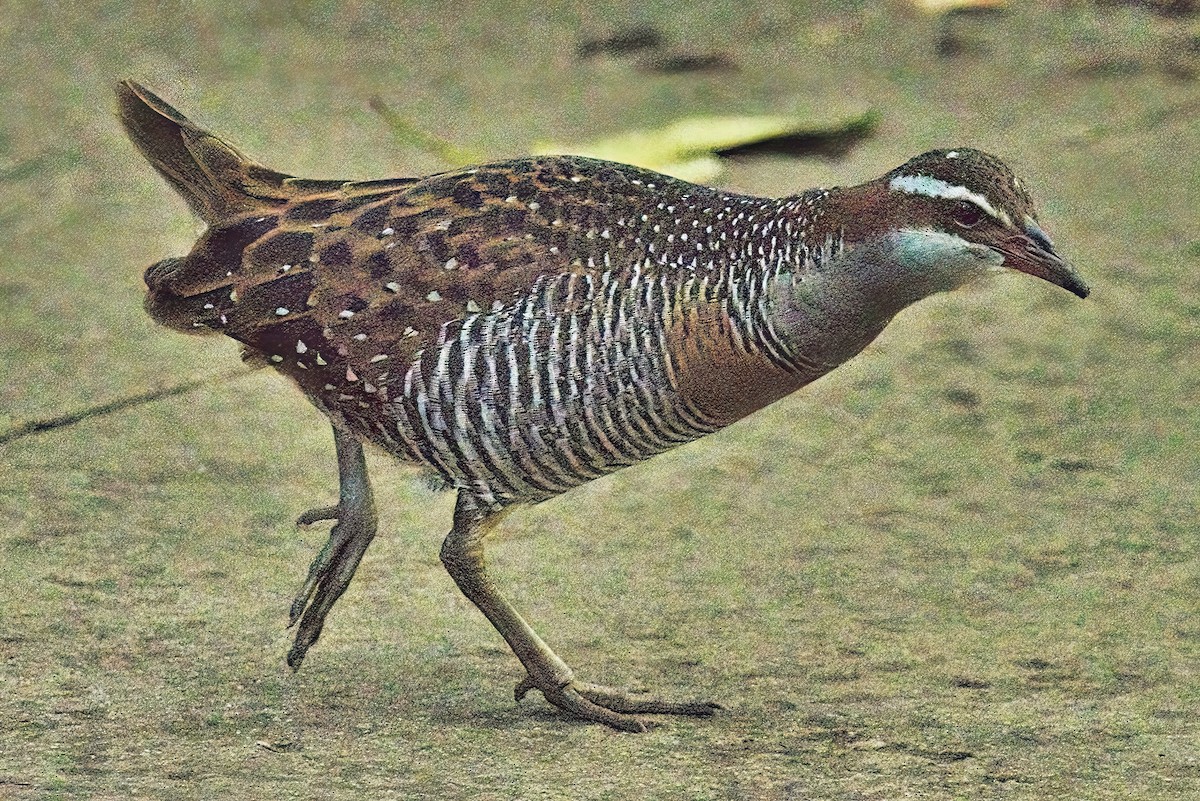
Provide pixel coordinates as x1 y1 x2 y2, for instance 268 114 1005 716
153 156 717 404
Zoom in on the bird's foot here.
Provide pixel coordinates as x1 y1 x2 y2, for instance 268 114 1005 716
514 674 722 732
286 501 377 669
289 504 345 624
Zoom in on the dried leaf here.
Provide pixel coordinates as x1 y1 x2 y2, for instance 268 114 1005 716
534 111 879 181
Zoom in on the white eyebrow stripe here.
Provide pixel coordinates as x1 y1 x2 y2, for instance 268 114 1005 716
888 174 1012 226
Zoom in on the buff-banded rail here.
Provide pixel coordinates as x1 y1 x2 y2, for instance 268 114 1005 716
118 81 1088 732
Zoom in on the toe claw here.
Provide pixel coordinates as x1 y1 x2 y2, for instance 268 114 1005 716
286 643 306 671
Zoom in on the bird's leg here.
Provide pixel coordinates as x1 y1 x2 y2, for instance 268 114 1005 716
287 425 377 669
440 492 720 732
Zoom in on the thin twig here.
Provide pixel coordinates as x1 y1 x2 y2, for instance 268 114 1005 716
367 95 484 167
0 367 256 446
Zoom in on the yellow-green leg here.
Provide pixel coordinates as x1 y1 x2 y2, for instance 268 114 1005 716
440 492 721 732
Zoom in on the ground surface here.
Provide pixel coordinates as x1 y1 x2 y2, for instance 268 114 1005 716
2 2 1198 799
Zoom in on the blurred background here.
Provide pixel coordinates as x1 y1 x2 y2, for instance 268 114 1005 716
1 1 1198 799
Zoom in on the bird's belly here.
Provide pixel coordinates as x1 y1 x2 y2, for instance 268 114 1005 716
322 314 715 508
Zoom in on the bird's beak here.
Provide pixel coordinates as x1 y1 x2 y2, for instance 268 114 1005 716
998 217 1090 299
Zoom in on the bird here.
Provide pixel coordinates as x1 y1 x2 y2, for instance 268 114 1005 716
117 80 1088 732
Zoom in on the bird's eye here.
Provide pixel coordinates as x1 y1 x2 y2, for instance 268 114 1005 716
953 201 984 228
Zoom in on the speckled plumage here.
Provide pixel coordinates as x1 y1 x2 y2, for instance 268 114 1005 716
119 81 1087 731
134 123 857 508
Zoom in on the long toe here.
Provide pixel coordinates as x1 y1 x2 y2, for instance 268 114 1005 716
289 506 355 626
573 681 723 717
296 505 341 526
288 513 376 669
518 676 721 731
289 504 343 624
540 683 650 732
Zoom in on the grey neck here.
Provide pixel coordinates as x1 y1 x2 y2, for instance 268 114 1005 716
766 228 1003 370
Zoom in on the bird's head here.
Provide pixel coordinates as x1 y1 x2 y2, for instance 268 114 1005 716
838 148 1089 300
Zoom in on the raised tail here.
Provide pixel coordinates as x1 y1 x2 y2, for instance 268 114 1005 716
117 80 301 224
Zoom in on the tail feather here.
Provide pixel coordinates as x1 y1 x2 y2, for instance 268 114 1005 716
117 80 299 224
120 81 414 338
